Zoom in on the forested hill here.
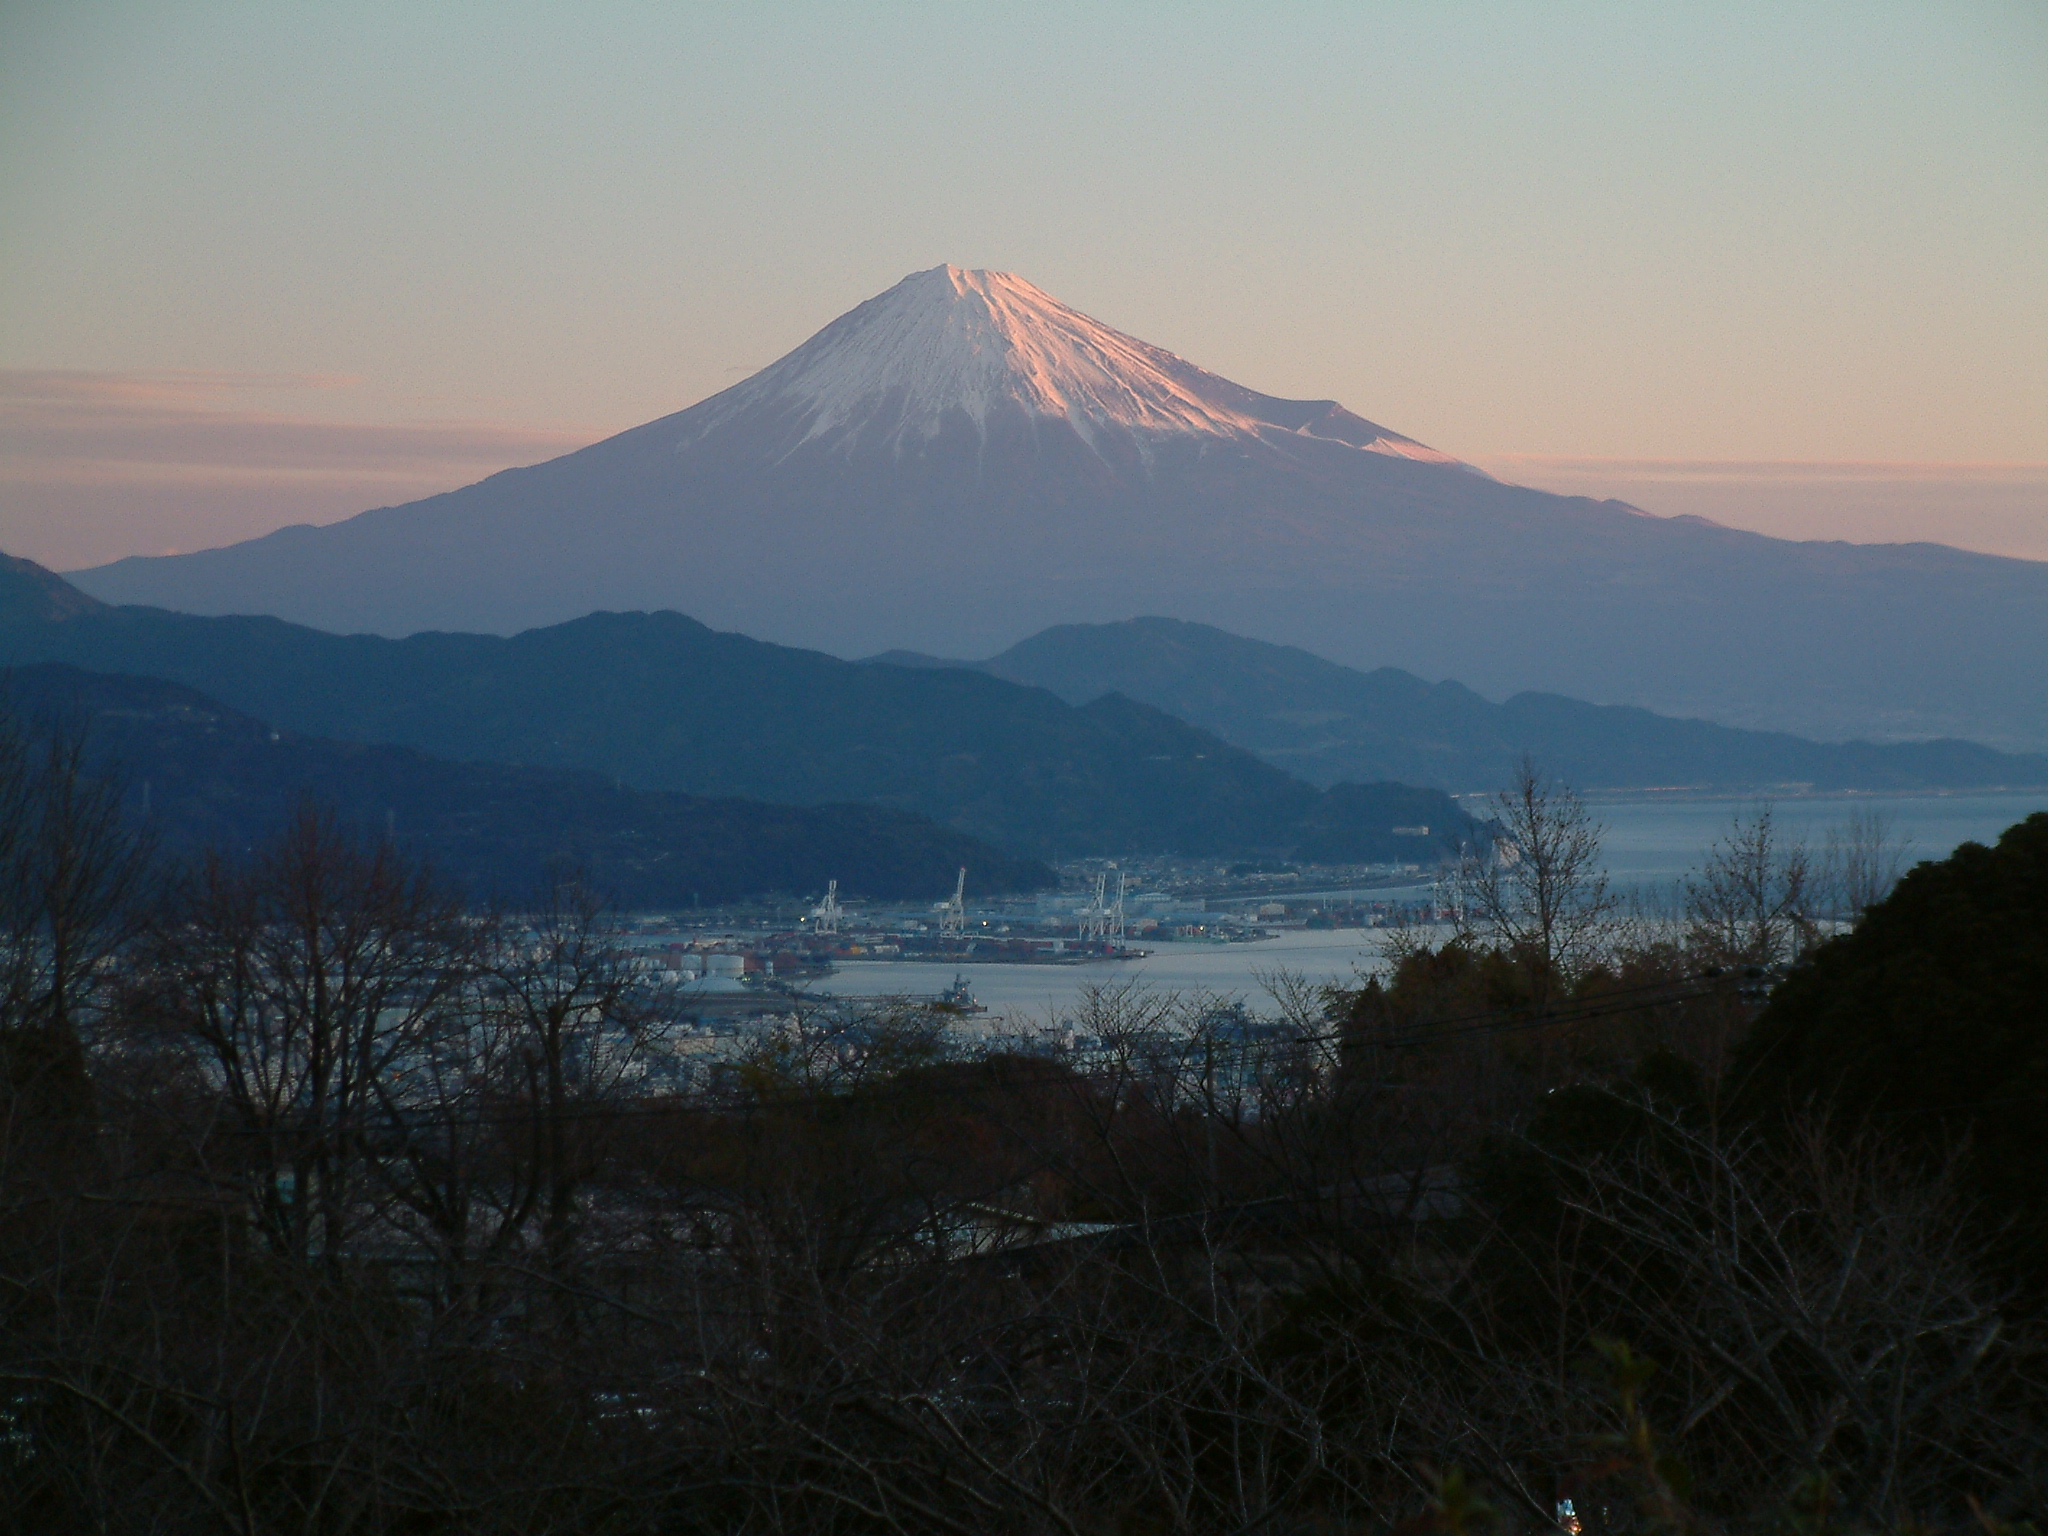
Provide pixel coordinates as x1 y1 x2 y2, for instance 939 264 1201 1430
0 662 1051 903
896 616 2048 794
0 556 1483 861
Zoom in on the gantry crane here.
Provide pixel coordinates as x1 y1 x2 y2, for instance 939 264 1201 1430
937 867 967 937
808 879 842 935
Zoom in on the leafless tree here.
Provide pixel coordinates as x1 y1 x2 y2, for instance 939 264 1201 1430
479 872 673 1276
6 777 2037 1532
128 801 474 1268
0 701 154 1042
1541 1106 2038 1524
1684 802 1816 968
1820 807 1910 924
1459 756 1618 1007
257 868 685 1322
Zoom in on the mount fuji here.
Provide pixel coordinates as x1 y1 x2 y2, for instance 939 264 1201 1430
71 266 2048 749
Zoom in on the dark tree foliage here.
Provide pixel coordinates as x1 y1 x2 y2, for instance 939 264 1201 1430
1728 811 2048 1277
0 697 152 1159
3 727 2041 1531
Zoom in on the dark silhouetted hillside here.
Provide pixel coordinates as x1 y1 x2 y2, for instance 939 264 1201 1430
2 663 1051 904
0 559 1483 860
1730 812 2048 1279
922 617 2048 794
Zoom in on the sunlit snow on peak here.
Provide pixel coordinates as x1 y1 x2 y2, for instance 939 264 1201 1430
691 264 1466 466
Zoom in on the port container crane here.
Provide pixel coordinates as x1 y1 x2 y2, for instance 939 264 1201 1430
937 867 967 937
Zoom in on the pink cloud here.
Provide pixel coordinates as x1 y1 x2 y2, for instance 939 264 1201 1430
0 369 604 568
0 368 596 477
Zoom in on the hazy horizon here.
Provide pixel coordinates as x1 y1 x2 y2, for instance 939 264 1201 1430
10 352 2048 573
3 3 2043 570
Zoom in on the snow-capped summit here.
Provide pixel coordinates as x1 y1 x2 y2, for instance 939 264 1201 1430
679 264 1462 465
68 265 2048 751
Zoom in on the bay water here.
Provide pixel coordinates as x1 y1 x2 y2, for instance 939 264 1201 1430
810 791 2046 1025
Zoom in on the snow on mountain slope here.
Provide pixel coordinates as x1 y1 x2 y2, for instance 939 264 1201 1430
63 264 2048 750
676 265 1466 465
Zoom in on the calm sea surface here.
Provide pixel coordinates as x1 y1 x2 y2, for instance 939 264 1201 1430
806 791 2046 1025
1589 789 2045 886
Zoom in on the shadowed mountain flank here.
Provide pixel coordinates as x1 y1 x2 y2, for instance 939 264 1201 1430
1 663 1053 903
924 617 2048 795
0 557 1484 862
65 267 2048 750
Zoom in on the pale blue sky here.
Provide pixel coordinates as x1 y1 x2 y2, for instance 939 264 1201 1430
2 1 2044 566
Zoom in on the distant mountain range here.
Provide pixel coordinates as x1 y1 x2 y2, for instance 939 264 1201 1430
4 663 1051 904
873 618 2048 795
0 556 1484 863
66 265 2048 749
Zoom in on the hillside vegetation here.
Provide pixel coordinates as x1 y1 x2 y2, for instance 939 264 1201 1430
0 555 1483 860
1 727 2039 1530
2 662 1050 902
